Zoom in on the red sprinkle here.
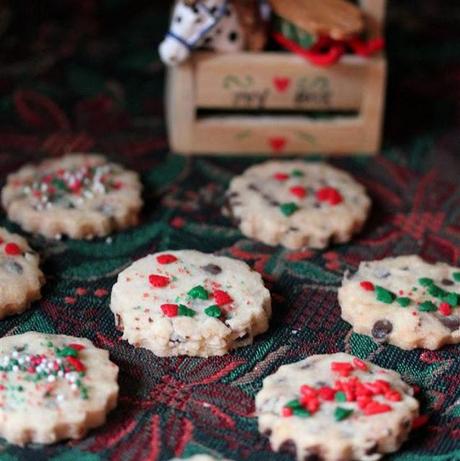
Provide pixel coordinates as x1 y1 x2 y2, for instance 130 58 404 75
318 387 335 401
4 242 21 256
385 390 402 402
68 344 86 351
213 290 233 306
412 415 429 429
316 187 344 206
149 274 170 288
67 356 86 372
360 281 375 292
290 186 307 199
353 358 368 371
305 398 319 413
161 304 178 317
439 302 452 316
156 254 178 265
282 407 293 417
363 401 392 416
300 384 317 397
274 173 289 181
357 396 372 410
331 362 354 377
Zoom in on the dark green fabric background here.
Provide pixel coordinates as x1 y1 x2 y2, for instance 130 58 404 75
0 1 459 460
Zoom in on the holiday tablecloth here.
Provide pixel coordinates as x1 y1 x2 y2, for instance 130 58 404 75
0 1 459 460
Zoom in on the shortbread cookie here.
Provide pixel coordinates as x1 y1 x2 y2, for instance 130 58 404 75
0 332 118 445
2 153 142 239
339 255 460 350
0 227 44 319
110 250 271 357
224 161 370 249
256 353 419 461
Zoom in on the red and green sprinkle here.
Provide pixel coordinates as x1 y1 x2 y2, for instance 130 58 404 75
281 359 399 421
360 275 459 314
0 342 89 403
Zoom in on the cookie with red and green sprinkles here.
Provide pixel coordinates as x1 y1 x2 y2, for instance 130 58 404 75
110 250 271 357
0 332 118 446
339 255 460 350
1 153 142 240
224 161 370 249
0 227 44 319
256 353 419 461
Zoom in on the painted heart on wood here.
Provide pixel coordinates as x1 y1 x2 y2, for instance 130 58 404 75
269 137 287 153
273 77 291 93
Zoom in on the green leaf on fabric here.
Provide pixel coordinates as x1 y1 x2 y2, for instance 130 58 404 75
13 310 56 335
144 154 187 189
349 333 380 358
60 257 128 279
284 261 341 284
65 220 170 257
0 453 18 461
51 451 101 461
390 450 460 461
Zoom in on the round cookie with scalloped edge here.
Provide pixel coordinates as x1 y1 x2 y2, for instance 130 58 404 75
110 250 271 357
339 255 460 350
0 227 44 319
224 161 370 249
0 332 119 446
256 353 419 461
2 153 142 240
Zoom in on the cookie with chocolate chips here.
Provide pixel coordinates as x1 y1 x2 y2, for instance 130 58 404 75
339 255 460 350
224 161 370 249
110 250 271 357
2 153 143 240
256 353 419 461
0 227 44 319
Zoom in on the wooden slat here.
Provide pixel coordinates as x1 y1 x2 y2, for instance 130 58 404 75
190 115 372 155
194 52 366 111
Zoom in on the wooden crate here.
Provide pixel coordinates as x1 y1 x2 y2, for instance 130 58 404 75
166 0 387 156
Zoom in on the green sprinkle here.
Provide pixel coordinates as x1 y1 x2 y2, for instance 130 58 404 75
418 301 438 312
375 286 396 304
80 385 89 400
453 273 460 282
396 297 411 307
335 391 347 402
334 407 354 422
443 292 459 307
291 169 304 177
187 285 209 300
285 399 303 409
293 407 311 418
178 305 196 317
280 202 299 217
56 347 78 358
46 341 54 348
418 278 434 287
427 285 447 299
205 305 222 318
